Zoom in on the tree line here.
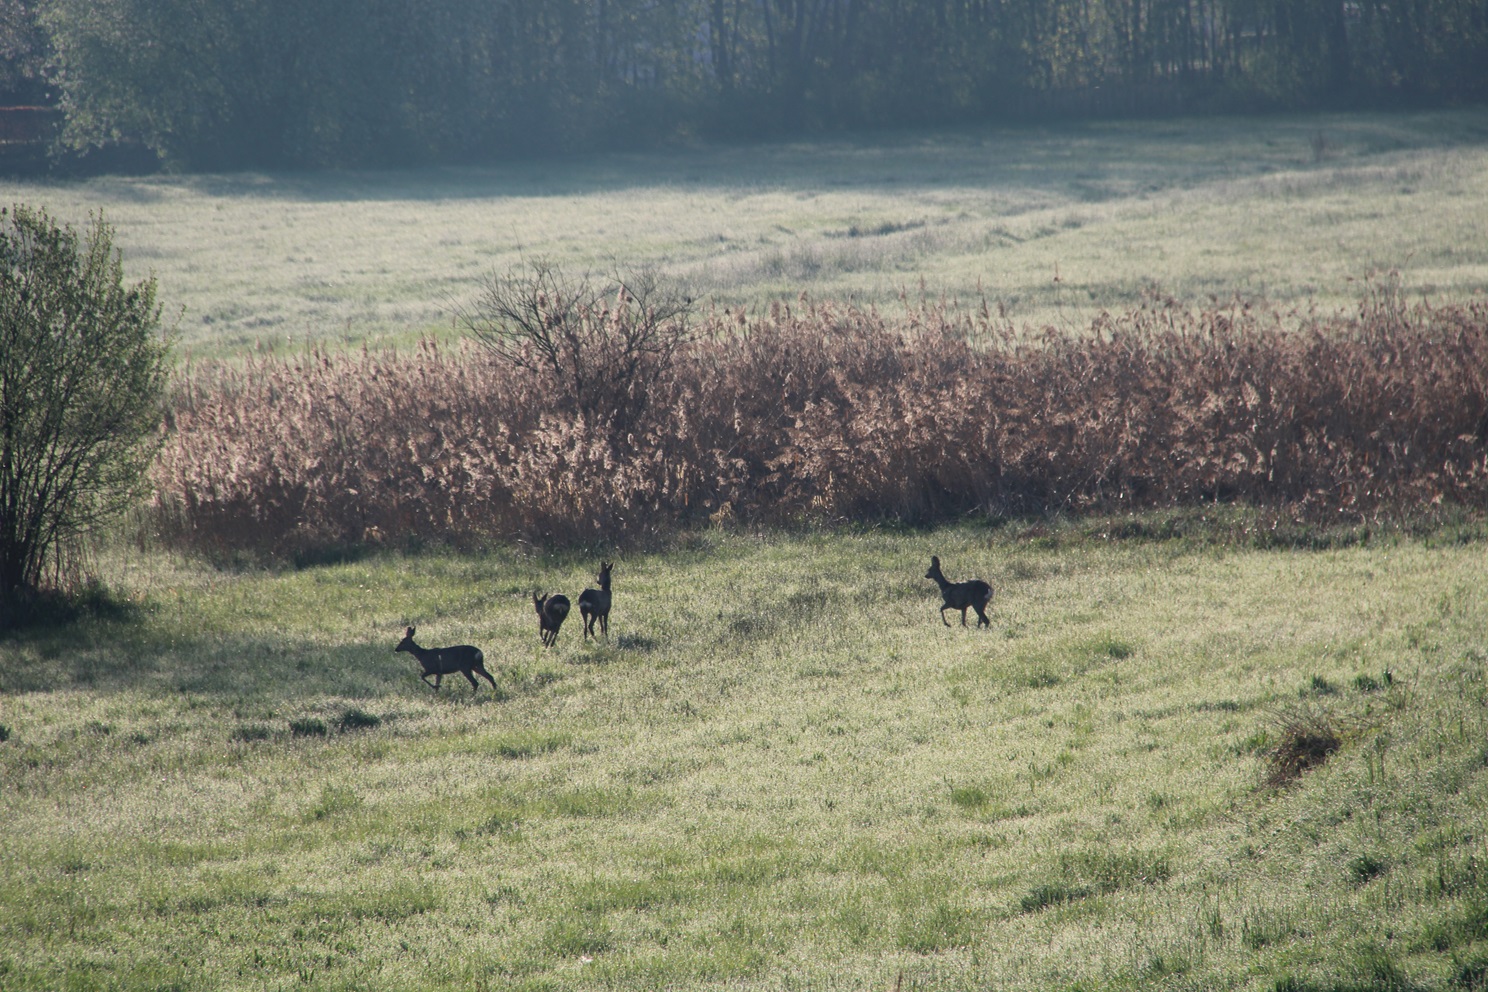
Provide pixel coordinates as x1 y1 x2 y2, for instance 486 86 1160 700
4 0 1487 169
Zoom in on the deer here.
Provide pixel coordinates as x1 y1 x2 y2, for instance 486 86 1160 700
924 555 994 628
577 561 613 641
533 592 570 647
394 626 497 693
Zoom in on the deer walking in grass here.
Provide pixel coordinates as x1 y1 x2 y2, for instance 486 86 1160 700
578 561 613 641
925 555 994 628
395 626 497 692
534 592 570 647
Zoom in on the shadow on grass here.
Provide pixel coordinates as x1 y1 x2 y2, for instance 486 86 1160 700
0 582 143 634
0 616 495 702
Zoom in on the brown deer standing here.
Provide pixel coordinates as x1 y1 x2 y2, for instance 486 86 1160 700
533 592 570 647
394 626 497 692
924 555 994 628
578 561 613 641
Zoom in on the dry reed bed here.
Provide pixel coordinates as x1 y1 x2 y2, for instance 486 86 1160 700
154 295 1488 554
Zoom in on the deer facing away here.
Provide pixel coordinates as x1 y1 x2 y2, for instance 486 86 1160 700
925 555 994 628
578 561 613 641
534 592 570 647
395 626 497 692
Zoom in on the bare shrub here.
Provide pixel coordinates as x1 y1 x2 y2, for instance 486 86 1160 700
455 260 694 439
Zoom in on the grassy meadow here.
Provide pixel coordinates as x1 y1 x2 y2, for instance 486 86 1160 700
3 523 1488 990
2 109 1487 356
4 108 1488 991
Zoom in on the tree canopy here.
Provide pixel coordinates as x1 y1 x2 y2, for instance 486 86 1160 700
25 0 1487 170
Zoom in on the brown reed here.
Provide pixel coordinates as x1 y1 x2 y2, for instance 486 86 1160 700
151 292 1488 556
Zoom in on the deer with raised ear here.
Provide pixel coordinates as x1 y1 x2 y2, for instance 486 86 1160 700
924 555 994 628
533 592 570 647
578 561 613 641
394 626 497 692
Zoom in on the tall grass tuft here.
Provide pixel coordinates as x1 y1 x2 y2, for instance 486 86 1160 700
153 291 1488 556
1265 704 1344 788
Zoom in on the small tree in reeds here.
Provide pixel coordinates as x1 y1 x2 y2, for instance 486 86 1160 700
0 205 170 621
456 260 694 439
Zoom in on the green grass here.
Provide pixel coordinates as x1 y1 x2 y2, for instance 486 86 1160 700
2 523 1486 989
3 109 1487 356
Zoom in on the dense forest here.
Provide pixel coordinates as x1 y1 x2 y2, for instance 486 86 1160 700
2 0 1486 169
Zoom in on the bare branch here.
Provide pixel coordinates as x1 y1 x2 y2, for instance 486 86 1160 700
456 259 694 439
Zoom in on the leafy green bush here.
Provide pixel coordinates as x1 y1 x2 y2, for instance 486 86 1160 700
0 205 169 621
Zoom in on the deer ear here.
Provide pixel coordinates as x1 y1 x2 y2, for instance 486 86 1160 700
406 626 415 637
